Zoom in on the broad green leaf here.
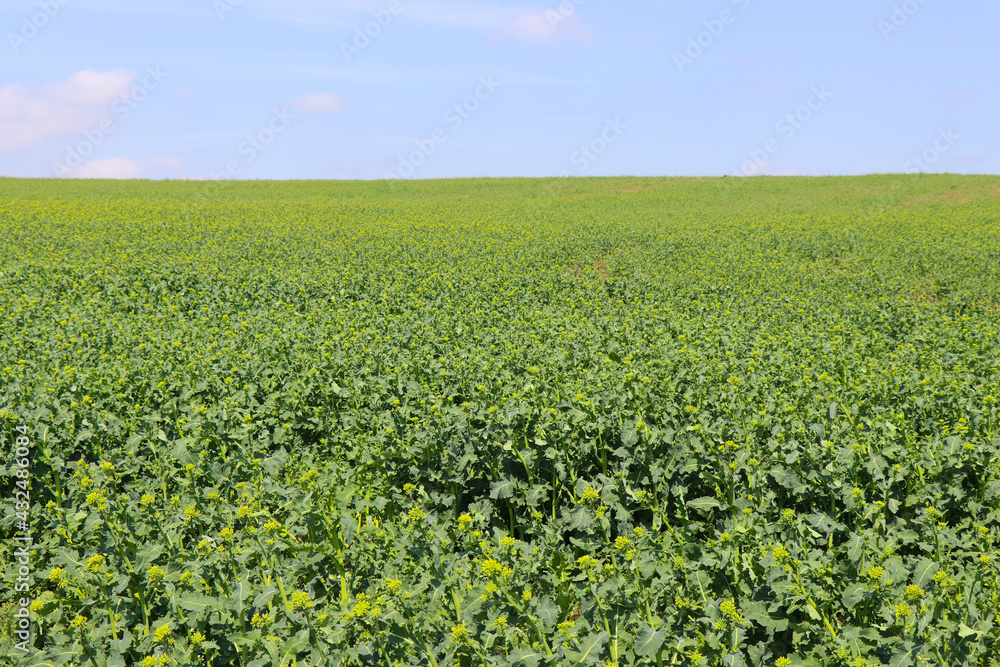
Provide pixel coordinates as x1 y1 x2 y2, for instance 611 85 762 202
687 496 723 511
846 533 865 560
957 623 978 638
565 631 609 664
889 640 922 667
490 476 518 499
234 573 251 613
29 652 85 667
136 544 163 569
912 559 938 588
633 625 666 657
722 652 747 667
841 583 868 610
509 647 545 667
178 593 217 614
276 637 307 664
252 587 277 608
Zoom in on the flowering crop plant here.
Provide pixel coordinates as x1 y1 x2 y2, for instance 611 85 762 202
1 174 999 666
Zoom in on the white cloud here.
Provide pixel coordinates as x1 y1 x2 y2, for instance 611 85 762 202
146 155 186 173
248 0 358 28
47 69 135 106
69 156 144 179
67 155 185 179
249 0 549 33
253 0 521 29
289 93 348 114
70 0 564 33
0 69 135 153
494 10 596 44
496 12 555 42
936 91 977 104
405 1 523 29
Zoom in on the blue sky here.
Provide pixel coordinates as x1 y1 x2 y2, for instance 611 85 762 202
1 0 996 180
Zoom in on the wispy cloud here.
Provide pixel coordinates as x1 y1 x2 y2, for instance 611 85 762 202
69 156 144 179
70 0 512 29
494 9 596 44
271 66 400 84
0 70 135 152
248 0 358 29
251 0 559 33
73 0 585 37
67 155 184 179
406 1 522 29
936 91 977 104
548 116 601 124
289 93 348 114
248 0 521 30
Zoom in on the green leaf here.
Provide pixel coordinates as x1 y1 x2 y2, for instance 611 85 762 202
846 533 865 560
842 583 868 610
687 496 723 511
633 625 666 657
252 587 277 608
261 637 281 666
912 559 938 588
233 573 251 613
136 543 163 569
565 631 609 664
889 640 922 667
490 476 518 500
957 623 979 638
565 505 594 530
276 636 308 664
178 593 217 615
227 632 257 648
109 628 133 655
31 647 86 666
536 598 559 627
509 647 545 667
743 601 788 632
769 466 803 491
525 483 550 507
722 652 747 667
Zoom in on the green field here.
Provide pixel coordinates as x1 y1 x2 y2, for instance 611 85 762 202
2 175 1000 666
